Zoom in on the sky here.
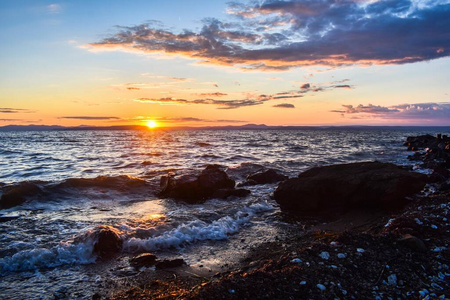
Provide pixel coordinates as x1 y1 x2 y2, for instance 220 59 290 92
0 0 449 127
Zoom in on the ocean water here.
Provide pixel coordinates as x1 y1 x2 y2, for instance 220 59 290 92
0 128 447 299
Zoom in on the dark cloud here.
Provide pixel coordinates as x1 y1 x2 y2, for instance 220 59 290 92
332 102 450 121
136 80 351 109
60 116 120 120
86 1 450 70
0 108 35 113
126 87 141 90
273 103 295 108
300 83 311 89
198 92 228 97
333 85 352 89
136 97 265 109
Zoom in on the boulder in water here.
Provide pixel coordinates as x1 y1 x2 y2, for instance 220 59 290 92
159 165 239 202
274 162 427 216
92 226 123 258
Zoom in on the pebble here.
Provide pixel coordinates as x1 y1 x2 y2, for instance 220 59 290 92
387 274 397 286
319 251 330 260
300 281 307 285
337 253 347 258
291 258 302 263
431 225 438 229
317 284 326 291
356 248 365 253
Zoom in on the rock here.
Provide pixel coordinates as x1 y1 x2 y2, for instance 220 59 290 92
155 258 186 269
398 234 427 252
273 162 427 215
242 169 288 186
130 253 157 268
0 182 42 209
92 225 123 258
159 165 240 202
405 134 450 168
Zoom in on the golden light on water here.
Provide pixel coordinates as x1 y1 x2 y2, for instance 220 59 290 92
145 120 159 129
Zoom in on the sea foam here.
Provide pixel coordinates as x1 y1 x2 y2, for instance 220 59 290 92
124 201 274 253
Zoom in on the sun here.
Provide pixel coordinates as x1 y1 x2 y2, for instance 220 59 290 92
145 120 158 129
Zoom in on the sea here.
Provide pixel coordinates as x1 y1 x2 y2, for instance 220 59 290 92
0 127 448 299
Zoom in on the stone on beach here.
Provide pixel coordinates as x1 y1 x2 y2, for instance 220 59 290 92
273 161 427 215
130 253 157 268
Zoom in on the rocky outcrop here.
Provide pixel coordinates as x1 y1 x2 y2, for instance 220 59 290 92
239 169 288 186
274 162 427 216
405 134 450 169
92 226 123 258
159 165 249 203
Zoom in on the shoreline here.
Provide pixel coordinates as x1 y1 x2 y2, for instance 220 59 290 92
108 135 449 299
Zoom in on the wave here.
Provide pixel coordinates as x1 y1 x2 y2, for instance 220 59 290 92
123 201 275 253
0 175 148 208
0 240 96 274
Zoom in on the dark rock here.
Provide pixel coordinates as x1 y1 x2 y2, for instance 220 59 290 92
130 253 157 268
0 182 42 209
92 225 123 258
274 162 427 215
405 134 450 168
398 234 427 252
159 165 239 202
244 169 288 185
155 258 186 269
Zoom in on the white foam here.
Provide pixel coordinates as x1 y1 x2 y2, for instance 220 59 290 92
124 201 274 253
0 239 96 273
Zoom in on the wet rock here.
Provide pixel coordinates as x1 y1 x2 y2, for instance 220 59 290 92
405 134 450 168
57 175 146 191
159 165 240 202
241 169 288 186
92 225 123 258
0 181 42 209
274 162 427 215
398 234 427 252
130 253 157 268
155 258 186 269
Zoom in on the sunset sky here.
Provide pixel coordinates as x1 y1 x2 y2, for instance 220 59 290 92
1 0 449 127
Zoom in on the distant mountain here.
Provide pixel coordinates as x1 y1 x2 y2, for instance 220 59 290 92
0 125 65 131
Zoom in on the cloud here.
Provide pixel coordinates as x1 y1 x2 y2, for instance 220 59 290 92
85 1 450 70
273 103 295 108
332 102 450 121
117 115 247 124
136 97 265 109
135 79 351 109
47 4 62 14
60 116 120 120
0 108 35 113
198 92 228 97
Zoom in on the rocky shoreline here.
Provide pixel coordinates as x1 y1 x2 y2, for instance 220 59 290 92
104 134 450 299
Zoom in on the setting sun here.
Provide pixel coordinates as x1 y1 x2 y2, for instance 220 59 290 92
145 120 158 129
